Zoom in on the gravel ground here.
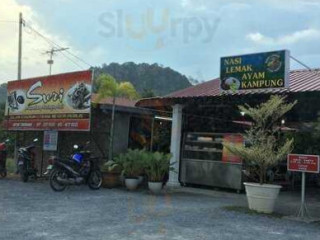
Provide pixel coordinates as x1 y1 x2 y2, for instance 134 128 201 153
1 178 320 240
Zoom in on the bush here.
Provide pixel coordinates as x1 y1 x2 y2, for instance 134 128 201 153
115 149 147 178
144 151 174 182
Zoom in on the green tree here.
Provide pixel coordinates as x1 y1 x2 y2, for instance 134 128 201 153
96 74 139 161
92 62 192 95
224 95 297 184
141 88 156 98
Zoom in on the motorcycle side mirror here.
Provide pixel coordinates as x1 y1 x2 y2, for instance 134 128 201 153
33 138 39 142
73 144 79 150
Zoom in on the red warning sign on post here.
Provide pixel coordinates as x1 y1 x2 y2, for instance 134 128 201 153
287 154 320 173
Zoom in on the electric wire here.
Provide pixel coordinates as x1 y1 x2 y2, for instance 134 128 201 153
22 26 85 70
56 50 86 70
23 20 92 69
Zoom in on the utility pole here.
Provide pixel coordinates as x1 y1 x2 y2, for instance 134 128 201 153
45 47 69 75
15 12 24 175
18 12 23 80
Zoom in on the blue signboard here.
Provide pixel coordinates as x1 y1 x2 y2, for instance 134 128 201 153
220 50 290 92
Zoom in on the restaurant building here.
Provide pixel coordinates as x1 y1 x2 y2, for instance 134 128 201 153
136 68 320 190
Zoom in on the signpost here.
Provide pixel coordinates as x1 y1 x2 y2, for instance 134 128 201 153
220 50 290 92
287 154 320 219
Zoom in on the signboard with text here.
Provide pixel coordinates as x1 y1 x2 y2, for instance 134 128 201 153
5 70 92 131
220 50 290 92
287 154 320 173
43 130 58 151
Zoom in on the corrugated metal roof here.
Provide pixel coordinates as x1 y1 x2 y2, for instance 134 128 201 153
91 94 137 108
136 68 320 106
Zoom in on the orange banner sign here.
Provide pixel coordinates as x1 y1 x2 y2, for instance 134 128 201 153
5 70 92 131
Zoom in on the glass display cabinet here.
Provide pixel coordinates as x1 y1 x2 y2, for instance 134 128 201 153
180 132 244 191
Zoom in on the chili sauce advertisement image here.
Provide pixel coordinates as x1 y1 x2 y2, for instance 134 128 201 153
220 50 290 92
5 70 92 131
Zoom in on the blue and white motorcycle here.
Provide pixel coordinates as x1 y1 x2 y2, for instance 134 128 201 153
48 142 102 191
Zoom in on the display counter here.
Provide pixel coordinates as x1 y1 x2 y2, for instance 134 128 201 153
180 132 244 190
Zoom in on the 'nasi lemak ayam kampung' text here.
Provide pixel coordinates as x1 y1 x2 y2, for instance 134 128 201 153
220 51 287 91
224 57 283 89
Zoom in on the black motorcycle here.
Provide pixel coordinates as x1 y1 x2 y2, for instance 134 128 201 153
17 138 38 182
49 143 102 191
0 139 10 178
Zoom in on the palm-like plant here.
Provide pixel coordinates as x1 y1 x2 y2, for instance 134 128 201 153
224 95 297 184
144 152 174 182
115 149 146 178
96 74 139 161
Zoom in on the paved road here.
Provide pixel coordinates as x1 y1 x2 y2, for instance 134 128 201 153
1 179 320 240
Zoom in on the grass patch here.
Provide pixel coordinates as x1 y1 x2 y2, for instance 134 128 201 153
223 205 284 219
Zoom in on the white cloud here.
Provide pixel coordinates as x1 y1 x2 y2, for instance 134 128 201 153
181 0 207 11
0 0 83 84
246 28 320 45
263 0 320 12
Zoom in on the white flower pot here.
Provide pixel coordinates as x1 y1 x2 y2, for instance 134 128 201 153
125 178 139 190
244 182 282 214
148 182 163 194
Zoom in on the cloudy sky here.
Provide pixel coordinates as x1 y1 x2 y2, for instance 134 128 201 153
1 0 320 84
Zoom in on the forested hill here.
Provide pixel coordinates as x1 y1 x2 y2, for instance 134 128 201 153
92 62 192 96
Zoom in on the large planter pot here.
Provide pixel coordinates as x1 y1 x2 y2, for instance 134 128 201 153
244 182 282 214
148 182 163 194
102 172 121 188
125 178 139 190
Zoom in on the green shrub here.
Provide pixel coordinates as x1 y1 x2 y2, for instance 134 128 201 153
144 151 174 182
115 149 147 178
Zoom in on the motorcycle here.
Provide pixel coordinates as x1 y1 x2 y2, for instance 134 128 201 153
17 138 39 182
0 139 10 178
49 142 102 191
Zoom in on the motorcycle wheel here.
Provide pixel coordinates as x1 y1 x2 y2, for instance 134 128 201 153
88 170 102 190
49 169 67 192
19 165 28 182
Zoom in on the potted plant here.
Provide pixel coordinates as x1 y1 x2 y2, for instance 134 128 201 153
117 149 145 190
101 160 122 188
144 151 174 194
224 95 296 213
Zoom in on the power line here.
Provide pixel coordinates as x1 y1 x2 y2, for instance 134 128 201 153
23 24 86 70
57 49 86 70
23 20 93 68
